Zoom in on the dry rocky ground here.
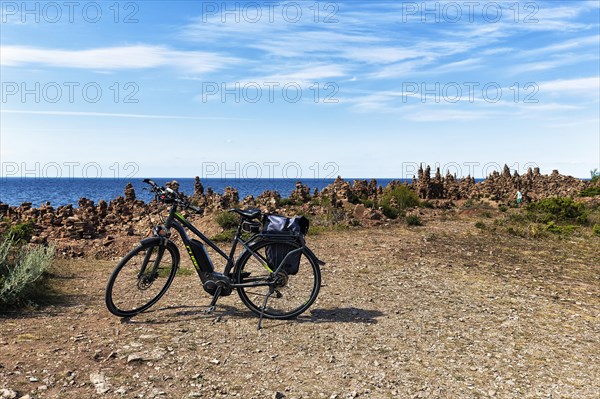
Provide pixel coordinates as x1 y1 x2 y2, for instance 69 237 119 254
1 216 599 399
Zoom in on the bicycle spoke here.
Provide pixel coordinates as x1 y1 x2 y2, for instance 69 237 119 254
106 243 177 317
236 240 320 320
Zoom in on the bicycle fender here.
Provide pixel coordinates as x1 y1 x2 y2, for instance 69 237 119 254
304 247 326 266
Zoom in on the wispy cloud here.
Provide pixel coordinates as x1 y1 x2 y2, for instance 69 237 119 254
176 0 599 86
538 76 600 95
0 45 240 73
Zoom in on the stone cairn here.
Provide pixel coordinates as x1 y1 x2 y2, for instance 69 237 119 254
0 166 593 249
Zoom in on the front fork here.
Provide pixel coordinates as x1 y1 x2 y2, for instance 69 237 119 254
137 237 168 281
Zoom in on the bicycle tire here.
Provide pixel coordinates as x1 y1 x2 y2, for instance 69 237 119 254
234 239 321 320
105 241 179 317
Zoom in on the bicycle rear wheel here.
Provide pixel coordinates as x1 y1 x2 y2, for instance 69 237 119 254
106 241 179 317
235 239 321 320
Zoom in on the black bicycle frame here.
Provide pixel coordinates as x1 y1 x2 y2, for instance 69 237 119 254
161 204 305 288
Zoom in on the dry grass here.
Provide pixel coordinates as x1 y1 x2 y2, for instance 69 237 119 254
0 217 598 398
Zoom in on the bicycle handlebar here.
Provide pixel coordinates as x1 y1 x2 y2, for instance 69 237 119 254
142 179 203 214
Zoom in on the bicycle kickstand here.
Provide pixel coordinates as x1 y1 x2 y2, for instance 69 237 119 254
205 286 223 314
257 289 274 331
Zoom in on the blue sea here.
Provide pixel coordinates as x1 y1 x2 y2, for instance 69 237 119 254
0 178 402 207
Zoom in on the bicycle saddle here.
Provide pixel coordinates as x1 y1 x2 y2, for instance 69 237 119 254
230 208 262 220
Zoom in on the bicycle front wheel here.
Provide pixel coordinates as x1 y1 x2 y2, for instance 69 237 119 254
105 241 179 317
235 239 321 320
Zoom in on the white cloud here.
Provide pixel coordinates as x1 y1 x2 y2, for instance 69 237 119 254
238 64 348 86
0 45 240 73
538 76 600 95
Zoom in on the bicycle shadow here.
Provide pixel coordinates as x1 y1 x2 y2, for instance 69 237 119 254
123 304 256 325
307 307 384 324
123 306 383 327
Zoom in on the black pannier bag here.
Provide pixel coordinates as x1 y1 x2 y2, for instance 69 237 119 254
263 215 309 275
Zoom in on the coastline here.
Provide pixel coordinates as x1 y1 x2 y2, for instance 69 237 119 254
0 165 598 258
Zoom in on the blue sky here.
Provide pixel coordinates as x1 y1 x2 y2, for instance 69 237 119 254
0 0 599 179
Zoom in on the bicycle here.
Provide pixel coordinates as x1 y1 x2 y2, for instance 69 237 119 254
105 179 324 329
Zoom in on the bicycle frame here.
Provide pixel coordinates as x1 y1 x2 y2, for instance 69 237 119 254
160 204 306 288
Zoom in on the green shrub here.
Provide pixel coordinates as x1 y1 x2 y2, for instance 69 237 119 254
545 222 576 235
580 187 600 197
475 221 486 229
406 215 423 226
216 212 239 229
506 226 518 236
279 198 297 207
421 201 434 209
210 229 236 242
4 221 35 242
319 197 332 207
463 199 476 209
499 205 508 212
380 186 419 219
381 205 399 219
591 169 599 183
593 224 600 236
0 239 55 308
526 197 588 225
308 225 348 235
361 199 374 208
347 192 361 205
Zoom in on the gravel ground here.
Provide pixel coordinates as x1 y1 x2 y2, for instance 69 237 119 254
1 218 599 399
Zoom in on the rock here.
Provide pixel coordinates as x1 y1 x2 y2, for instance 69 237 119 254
124 183 136 202
241 194 256 207
115 386 127 395
127 353 144 363
256 190 281 211
221 186 239 209
353 204 366 219
0 388 17 399
289 182 311 204
194 176 204 196
89 372 111 394
273 392 285 399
